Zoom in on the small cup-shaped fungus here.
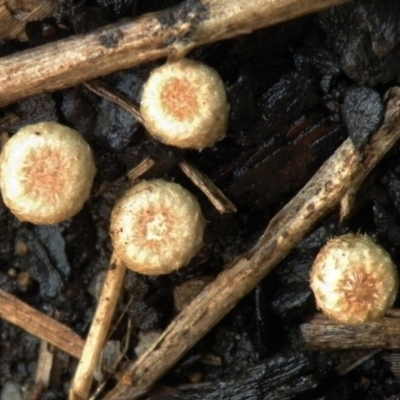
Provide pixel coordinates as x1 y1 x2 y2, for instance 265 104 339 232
140 58 229 150
310 233 398 325
0 121 96 225
110 179 206 275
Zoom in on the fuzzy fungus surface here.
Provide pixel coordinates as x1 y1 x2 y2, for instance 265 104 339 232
0 121 96 225
310 233 399 325
110 179 206 275
140 58 230 150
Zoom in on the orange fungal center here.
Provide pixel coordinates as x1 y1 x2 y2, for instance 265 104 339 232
21 147 68 202
161 78 198 120
136 209 174 253
339 267 381 315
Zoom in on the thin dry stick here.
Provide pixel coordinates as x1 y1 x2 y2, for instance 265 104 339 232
0 0 56 41
126 157 155 182
301 312 400 350
5 0 56 41
69 255 126 400
35 340 54 388
83 80 144 124
94 157 155 197
0 1 14 39
179 160 237 213
334 350 380 376
0 287 84 358
25 382 46 400
0 0 350 108
104 88 400 400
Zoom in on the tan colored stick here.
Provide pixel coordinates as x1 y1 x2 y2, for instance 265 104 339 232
104 88 400 400
83 80 143 124
301 312 400 350
0 0 349 108
0 0 56 41
0 287 84 358
179 160 237 213
69 255 126 400
35 340 54 388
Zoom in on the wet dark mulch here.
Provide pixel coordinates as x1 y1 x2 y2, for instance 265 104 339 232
2 0 400 399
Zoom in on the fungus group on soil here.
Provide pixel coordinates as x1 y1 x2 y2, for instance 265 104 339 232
3 3 400 396
0 58 227 275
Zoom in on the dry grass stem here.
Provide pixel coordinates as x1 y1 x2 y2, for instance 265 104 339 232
0 0 350 108
334 350 380 376
25 382 46 400
94 158 155 198
69 256 126 400
179 160 237 213
0 113 19 130
0 0 56 41
126 157 155 182
0 287 84 358
103 87 400 400
35 340 54 388
83 80 143 124
0 1 14 39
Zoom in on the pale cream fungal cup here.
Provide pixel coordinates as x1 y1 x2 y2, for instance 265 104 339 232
0 121 96 224
110 179 206 275
140 58 230 150
310 233 398 325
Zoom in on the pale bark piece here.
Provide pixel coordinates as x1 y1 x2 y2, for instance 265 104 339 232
301 312 400 350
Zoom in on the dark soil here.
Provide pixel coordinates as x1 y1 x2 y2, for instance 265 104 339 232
2 0 400 399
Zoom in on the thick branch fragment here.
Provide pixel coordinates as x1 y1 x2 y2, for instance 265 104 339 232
301 312 400 350
104 88 400 399
0 0 349 107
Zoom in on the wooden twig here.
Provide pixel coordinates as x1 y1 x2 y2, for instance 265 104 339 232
94 157 155 197
335 350 380 376
35 340 54 388
0 0 56 41
0 287 84 358
25 382 46 400
83 80 143 124
301 312 400 350
0 0 350 108
179 160 237 213
126 157 155 182
382 352 400 382
69 256 126 400
103 88 400 400
26 339 55 400
0 1 14 39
